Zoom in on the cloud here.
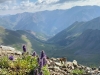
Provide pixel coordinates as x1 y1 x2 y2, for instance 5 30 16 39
38 0 59 4
55 0 87 3
0 0 14 3
0 0 16 10
0 0 100 15
58 0 79 3
20 0 35 10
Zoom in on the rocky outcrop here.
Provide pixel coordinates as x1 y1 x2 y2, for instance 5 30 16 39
47 57 100 75
0 45 22 56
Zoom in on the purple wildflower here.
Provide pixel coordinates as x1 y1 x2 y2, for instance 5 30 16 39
34 69 38 75
32 51 37 56
23 45 26 52
39 59 43 69
40 50 46 59
40 71 43 75
9 55 14 60
37 57 40 64
43 57 47 66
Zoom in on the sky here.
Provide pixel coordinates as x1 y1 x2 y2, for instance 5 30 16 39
0 0 100 15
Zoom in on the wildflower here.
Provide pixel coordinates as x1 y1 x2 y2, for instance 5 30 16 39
23 45 26 52
43 57 47 66
32 51 37 56
40 50 46 59
34 69 38 75
40 71 43 75
9 55 14 60
37 56 40 64
39 59 43 69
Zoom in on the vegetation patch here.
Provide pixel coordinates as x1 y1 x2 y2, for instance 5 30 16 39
0 45 50 75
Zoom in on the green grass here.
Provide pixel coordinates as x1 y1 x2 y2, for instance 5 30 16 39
71 69 85 75
42 65 50 75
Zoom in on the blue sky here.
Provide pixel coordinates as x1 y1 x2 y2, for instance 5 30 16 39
0 0 100 15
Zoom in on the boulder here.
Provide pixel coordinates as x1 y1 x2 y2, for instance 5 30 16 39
73 60 78 66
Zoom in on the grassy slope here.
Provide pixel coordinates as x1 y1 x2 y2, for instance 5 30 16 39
0 27 57 56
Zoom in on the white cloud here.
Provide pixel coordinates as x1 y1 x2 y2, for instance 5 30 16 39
0 0 13 3
38 0 59 4
0 0 100 15
20 0 34 10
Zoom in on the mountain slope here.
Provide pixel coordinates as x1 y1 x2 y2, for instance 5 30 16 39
67 29 100 51
1 6 100 36
48 16 100 46
52 29 100 65
66 29 100 64
0 18 13 29
0 26 56 54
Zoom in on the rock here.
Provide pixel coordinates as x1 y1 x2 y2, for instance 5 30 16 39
47 57 100 75
54 66 61 71
62 68 68 71
62 65 67 68
88 70 95 74
0 45 22 56
0 45 15 51
94 69 99 74
55 62 62 67
49 61 55 67
67 62 73 66
47 59 51 65
60 70 67 75
73 60 78 67
99 66 100 71
66 68 71 73
92 67 97 70
66 62 73 69
85 67 91 71
51 57 57 61
72 66 74 70
59 57 67 64
15 51 22 55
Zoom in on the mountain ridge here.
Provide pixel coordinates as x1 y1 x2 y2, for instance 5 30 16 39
48 16 100 46
1 6 100 36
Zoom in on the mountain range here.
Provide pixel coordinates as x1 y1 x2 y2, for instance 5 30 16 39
48 17 100 46
1 5 100 65
0 6 100 36
48 16 100 65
